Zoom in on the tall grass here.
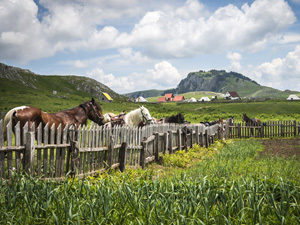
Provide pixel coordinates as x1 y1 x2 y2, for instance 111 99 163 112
0 140 300 224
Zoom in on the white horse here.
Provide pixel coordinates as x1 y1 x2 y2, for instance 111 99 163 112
124 106 153 126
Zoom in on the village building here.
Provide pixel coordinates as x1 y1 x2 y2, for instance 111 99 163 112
164 93 174 101
173 95 186 102
99 92 113 103
211 96 218 100
224 91 240 100
157 93 186 102
199 96 211 102
135 96 148 103
188 97 197 102
287 94 300 101
157 97 166 103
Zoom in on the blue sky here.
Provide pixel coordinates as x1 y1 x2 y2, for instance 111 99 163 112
1 0 300 94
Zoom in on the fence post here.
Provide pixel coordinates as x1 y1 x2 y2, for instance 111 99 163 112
119 142 127 172
200 132 203 147
204 130 209 148
190 128 193 149
141 141 146 169
294 120 297 136
25 132 35 177
154 132 159 162
238 123 241 138
178 129 182 151
70 139 79 177
164 132 168 154
195 126 200 145
225 119 231 139
168 130 173 154
107 135 114 168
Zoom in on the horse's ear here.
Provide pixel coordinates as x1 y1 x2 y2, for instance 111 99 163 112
91 98 95 104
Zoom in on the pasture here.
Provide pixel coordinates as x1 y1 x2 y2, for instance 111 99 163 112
1 98 300 224
99 99 300 123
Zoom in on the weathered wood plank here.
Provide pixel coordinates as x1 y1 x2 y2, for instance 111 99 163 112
49 123 55 178
25 132 35 177
37 122 42 177
43 123 49 178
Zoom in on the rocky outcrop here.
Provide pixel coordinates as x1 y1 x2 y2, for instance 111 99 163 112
176 70 259 94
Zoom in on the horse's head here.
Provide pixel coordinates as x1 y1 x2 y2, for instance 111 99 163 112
242 114 247 122
140 106 153 124
231 116 235 123
87 98 105 125
177 113 185 123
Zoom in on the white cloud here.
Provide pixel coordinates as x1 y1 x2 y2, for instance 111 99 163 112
279 33 300 44
0 0 296 63
120 0 296 57
86 61 182 93
227 52 242 70
246 45 300 91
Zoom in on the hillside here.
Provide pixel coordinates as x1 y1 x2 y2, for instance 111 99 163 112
124 89 176 99
0 62 126 112
125 70 299 99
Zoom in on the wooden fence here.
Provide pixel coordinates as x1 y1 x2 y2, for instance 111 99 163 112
0 120 224 180
228 120 300 138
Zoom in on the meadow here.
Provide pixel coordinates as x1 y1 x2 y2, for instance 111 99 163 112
1 97 300 224
1 139 299 224
99 99 300 123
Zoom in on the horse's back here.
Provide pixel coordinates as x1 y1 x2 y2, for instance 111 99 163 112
12 106 43 129
3 106 37 140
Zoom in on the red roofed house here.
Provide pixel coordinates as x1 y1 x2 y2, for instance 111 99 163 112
164 93 174 101
158 97 166 103
224 91 240 100
173 96 186 102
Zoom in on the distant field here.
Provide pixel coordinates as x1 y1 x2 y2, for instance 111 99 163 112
146 91 223 102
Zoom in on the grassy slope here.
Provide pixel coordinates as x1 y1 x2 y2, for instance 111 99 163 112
0 77 91 112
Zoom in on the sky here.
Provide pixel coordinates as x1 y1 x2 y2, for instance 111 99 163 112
1 0 300 94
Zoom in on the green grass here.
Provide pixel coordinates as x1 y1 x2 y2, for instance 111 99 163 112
2 87 300 123
1 140 300 224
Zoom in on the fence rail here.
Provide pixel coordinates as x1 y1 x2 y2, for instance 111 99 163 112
229 120 300 138
0 119 223 180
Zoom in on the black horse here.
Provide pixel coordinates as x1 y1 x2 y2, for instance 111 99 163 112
165 113 186 123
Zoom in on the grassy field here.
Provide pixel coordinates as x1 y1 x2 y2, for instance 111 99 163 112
2 97 300 123
100 99 300 123
1 139 299 224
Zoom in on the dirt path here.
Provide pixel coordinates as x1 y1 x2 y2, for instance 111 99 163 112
260 139 300 158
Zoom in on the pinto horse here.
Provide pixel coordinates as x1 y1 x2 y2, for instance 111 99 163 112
3 98 104 142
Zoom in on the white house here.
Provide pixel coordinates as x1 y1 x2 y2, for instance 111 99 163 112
199 96 211 102
188 97 197 102
287 94 300 101
136 96 148 103
224 91 240 100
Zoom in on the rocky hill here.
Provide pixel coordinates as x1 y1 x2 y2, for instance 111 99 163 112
126 70 297 99
0 62 125 100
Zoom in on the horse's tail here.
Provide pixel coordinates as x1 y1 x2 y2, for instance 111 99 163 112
3 108 18 142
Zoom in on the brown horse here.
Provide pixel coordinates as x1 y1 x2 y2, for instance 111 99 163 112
3 98 104 142
242 114 261 135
